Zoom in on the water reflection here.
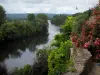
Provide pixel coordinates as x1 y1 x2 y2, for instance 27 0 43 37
0 20 60 71
0 34 48 70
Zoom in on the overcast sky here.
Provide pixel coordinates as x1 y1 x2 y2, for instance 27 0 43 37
0 0 99 14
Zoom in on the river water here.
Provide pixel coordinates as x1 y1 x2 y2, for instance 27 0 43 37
0 20 60 71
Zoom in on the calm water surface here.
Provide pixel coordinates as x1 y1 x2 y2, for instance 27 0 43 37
0 20 60 71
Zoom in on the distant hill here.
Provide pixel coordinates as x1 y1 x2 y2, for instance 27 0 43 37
6 13 71 20
6 14 27 20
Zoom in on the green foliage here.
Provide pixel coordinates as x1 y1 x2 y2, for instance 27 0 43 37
27 14 35 21
12 65 33 75
0 5 6 26
52 16 73 47
51 34 67 47
0 32 4 40
51 15 67 26
61 16 74 39
0 13 48 41
36 49 51 62
0 5 48 41
0 20 31 40
35 14 48 33
70 68 77 72
72 10 91 35
48 16 74 75
48 40 72 75
36 14 48 23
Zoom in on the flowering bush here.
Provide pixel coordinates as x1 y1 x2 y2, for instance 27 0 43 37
71 5 100 62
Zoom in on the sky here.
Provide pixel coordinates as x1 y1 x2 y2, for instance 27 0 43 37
0 0 99 14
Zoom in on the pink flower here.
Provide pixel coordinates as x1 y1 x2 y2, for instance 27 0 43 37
83 41 90 48
94 40 100 46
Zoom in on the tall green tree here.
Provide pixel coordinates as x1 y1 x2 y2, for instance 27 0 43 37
0 5 6 26
51 14 66 26
27 13 35 21
36 14 48 23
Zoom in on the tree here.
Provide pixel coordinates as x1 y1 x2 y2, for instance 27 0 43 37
0 5 6 26
51 14 66 26
36 14 48 23
27 14 35 21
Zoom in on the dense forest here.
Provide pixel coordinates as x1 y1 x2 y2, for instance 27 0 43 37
0 5 48 41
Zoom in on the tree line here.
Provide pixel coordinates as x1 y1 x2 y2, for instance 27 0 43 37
0 5 48 41
51 14 67 26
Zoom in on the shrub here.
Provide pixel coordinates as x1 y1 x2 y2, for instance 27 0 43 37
12 65 33 75
51 16 73 47
48 40 72 75
71 5 100 62
72 10 91 35
32 49 51 75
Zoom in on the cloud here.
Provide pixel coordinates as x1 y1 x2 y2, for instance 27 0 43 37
0 0 99 14
22 0 46 4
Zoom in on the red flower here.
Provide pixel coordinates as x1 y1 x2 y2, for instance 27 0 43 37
71 4 100 60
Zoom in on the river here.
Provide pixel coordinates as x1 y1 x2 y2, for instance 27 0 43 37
0 20 60 71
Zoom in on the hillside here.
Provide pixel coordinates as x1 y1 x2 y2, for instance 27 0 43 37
6 13 71 20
